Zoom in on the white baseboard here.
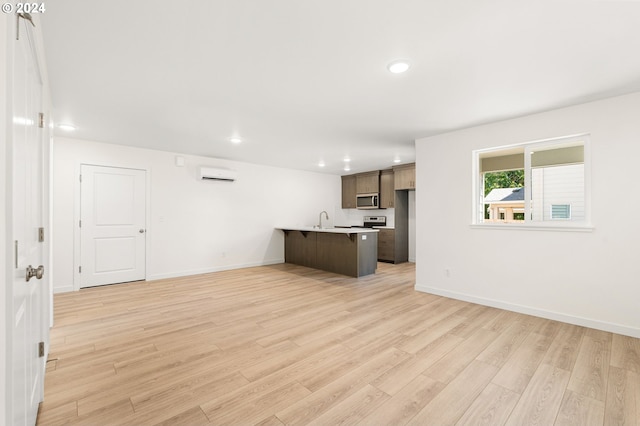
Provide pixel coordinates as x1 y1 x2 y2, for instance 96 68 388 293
415 283 640 339
53 260 286 293
53 285 74 294
148 259 284 281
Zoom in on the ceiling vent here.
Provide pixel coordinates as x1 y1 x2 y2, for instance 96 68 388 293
199 166 237 182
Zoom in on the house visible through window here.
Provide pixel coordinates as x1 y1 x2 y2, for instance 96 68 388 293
474 135 589 227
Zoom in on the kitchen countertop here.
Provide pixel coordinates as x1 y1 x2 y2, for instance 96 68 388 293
276 226 379 234
372 226 395 230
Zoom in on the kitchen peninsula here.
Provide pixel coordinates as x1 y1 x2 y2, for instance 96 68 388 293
277 227 378 277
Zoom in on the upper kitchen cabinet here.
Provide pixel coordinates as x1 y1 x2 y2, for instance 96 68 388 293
379 169 394 208
394 163 416 190
341 175 357 209
356 171 380 194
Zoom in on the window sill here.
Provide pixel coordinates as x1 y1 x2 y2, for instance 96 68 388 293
470 223 594 232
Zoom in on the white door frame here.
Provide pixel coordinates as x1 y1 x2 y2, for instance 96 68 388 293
72 162 151 291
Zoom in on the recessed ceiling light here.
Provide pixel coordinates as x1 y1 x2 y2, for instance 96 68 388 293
344 166 351 172
343 157 351 162
58 123 76 131
230 137 242 144
393 158 402 163
387 60 411 74
318 161 326 167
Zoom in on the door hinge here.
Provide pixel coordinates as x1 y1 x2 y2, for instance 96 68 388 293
14 240 18 269
79 266 82 273
79 220 82 228
38 227 45 242
38 342 45 358
16 12 35 40
79 174 82 183
38 112 44 128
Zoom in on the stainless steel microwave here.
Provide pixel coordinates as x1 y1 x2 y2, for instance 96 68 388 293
356 193 379 209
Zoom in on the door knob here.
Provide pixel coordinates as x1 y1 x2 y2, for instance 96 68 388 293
25 265 44 282
139 229 145 233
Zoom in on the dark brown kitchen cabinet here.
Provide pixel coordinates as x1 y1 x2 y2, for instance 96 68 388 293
379 169 394 208
377 228 395 262
282 229 378 277
394 163 416 190
284 230 317 268
341 175 357 209
356 171 380 194
377 226 408 263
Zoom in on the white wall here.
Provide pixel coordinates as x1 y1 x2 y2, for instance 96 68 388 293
416 92 640 338
52 137 343 292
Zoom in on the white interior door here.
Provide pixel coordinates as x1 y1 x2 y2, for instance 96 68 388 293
80 165 147 288
12 15 46 426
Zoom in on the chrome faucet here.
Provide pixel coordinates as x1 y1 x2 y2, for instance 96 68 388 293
318 211 329 229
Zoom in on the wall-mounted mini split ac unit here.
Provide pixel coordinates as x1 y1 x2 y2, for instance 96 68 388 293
199 166 238 182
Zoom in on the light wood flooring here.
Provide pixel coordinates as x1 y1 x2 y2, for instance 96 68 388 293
38 262 640 425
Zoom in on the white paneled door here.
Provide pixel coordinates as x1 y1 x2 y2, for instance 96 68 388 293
11 15 46 426
80 165 147 288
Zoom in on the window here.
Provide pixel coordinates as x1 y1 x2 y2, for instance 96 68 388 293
473 134 590 228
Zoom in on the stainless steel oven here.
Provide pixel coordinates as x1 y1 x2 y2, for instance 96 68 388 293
363 216 386 228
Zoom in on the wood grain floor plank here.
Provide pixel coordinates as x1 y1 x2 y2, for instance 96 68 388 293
115 375 249 425
476 319 533 368
492 332 553 393
635 370 640 426
504 362 570 426
554 389 604 426
610 333 640 374
483 310 524 334
423 328 498 384
362 375 445 426
372 332 464 396
240 340 349 382
42 366 118 409
543 323 585 371
54 342 158 371
455 382 520 426
35 401 77 426
276 347 409 425
130 371 249 416
305 384 390 426
256 415 285 426
450 305 502 339
202 381 312 425
397 298 468 337
397 313 467 354
41 398 134 426
37 262 639 426
567 329 612 402
297 332 409 393
604 366 638 426
154 406 210 426
407 360 500 425
255 310 351 347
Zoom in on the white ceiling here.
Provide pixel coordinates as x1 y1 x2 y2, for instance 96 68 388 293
41 0 640 175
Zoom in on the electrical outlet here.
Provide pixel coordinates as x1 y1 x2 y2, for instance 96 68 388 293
445 268 451 278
